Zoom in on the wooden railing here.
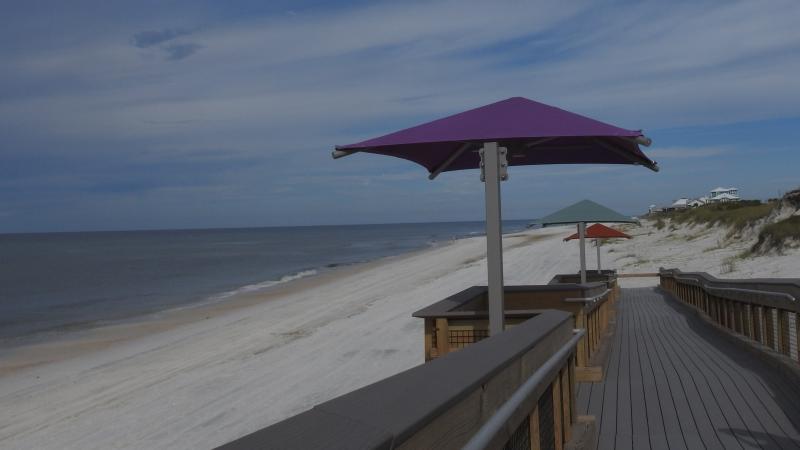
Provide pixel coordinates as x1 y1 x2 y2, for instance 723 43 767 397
412 283 614 381
217 311 594 450
660 268 800 364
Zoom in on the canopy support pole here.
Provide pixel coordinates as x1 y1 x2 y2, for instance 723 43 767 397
579 222 587 283
481 142 506 336
596 238 602 271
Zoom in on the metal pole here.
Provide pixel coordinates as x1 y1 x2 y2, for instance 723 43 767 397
596 238 602 271
482 142 505 336
579 222 587 283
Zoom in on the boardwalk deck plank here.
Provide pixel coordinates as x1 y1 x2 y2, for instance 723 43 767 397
661 296 800 449
596 302 624 450
631 299 668 450
629 304 651 450
575 287 800 450
616 298 634 450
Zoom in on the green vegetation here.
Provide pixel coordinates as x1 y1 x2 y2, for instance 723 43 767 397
660 201 777 234
752 216 800 253
654 218 666 230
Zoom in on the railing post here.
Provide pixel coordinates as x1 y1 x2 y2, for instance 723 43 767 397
424 318 434 361
794 313 800 362
575 311 587 367
553 375 563 450
765 308 776 350
736 302 743 333
435 318 450 357
744 304 753 339
530 404 541 450
721 300 728 328
561 366 571 444
754 306 762 343
779 310 790 356
569 354 576 424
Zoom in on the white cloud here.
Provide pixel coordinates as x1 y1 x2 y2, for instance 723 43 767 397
3 0 800 155
2 0 800 230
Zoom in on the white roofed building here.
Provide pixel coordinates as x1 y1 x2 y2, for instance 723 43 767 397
709 187 739 201
671 198 690 209
688 197 708 208
711 192 740 203
708 187 740 203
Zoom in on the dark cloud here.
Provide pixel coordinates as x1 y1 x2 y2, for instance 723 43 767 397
132 28 191 48
163 43 203 61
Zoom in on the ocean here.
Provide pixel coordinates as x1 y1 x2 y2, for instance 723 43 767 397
0 221 531 345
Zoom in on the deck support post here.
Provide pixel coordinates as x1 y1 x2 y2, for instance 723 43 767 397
480 142 506 336
579 222 587 283
435 318 449 357
596 239 602 271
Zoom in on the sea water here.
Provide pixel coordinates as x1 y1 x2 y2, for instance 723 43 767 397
0 221 530 345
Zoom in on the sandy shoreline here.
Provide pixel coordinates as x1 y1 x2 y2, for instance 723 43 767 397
0 225 579 450
0 239 453 376
1 219 797 450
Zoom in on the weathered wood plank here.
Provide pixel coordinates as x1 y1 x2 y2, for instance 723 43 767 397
595 297 623 450
661 293 800 448
576 287 800 450
647 300 730 450
632 304 671 450
628 298 652 450
615 296 634 450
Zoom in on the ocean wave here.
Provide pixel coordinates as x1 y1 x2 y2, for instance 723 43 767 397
211 269 319 300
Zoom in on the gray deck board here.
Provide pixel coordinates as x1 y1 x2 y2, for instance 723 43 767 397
576 287 800 450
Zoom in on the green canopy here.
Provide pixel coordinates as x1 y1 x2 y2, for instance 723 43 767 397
538 199 636 226
537 199 637 283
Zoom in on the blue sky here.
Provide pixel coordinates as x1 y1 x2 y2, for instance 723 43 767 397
2 0 800 233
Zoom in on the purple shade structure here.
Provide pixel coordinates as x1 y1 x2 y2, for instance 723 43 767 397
334 97 657 177
333 97 657 335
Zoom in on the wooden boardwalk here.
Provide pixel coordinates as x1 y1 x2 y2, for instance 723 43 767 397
576 287 800 450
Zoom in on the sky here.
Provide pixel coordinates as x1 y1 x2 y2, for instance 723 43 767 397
2 0 800 233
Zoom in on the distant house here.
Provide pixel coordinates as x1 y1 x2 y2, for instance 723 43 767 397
688 197 708 208
708 187 740 203
710 192 740 203
671 198 690 209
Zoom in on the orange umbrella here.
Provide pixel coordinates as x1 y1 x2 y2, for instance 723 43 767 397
563 223 631 241
564 224 631 270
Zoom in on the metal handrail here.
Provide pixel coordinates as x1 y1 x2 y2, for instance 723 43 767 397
462 329 586 450
564 289 611 303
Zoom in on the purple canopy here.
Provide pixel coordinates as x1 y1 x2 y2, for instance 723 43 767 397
333 97 657 336
335 97 658 176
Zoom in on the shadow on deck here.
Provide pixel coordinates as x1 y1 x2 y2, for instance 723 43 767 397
576 287 800 450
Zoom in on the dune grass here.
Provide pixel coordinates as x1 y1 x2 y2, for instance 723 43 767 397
752 216 800 253
666 201 776 233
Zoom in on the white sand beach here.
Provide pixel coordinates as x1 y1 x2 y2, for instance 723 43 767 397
1 220 798 450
